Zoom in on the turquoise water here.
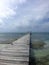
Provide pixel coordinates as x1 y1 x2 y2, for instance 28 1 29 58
0 32 49 42
0 32 49 45
0 33 49 64
32 33 49 41
31 33 49 59
0 33 49 55
0 33 26 43
0 33 26 49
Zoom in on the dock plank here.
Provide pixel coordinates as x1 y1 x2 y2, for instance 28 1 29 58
0 34 30 65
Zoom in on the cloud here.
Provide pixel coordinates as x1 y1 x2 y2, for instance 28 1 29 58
0 0 49 32
0 0 14 18
0 0 26 18
0 0 27 31
0 19 5 28
26 0 49 32
0 19 3 25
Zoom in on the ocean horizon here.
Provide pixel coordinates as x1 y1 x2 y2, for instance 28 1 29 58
0 32 49 43
0 32 49 65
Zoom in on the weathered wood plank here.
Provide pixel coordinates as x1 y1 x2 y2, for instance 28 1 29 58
0 56 29 61
0 62 29 65
0 34 30 65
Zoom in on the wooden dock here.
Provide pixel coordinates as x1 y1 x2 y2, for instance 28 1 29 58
0 34 30 65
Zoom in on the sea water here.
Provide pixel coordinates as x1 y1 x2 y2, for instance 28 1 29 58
0 32 49 42
0 33 49 64
0 33 26 49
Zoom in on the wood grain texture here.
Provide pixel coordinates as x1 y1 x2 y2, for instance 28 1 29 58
0 34 30 65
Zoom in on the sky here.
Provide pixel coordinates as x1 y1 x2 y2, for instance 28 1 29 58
0 0 49 32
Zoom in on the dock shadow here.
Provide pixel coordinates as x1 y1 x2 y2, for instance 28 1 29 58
29 47 36 65
29 33 36 65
